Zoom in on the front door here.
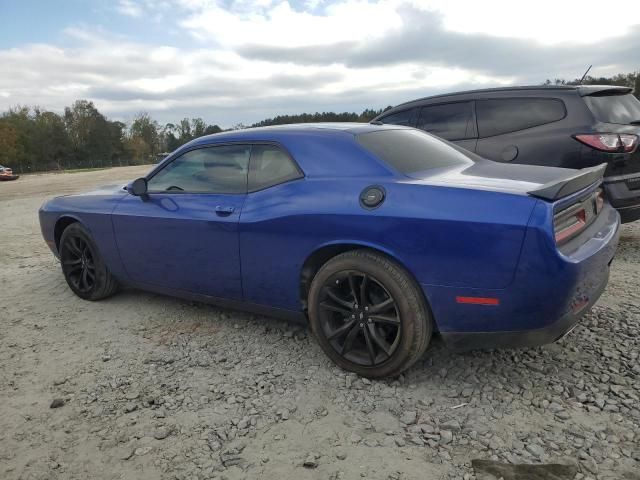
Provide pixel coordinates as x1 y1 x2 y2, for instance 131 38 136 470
112 144 251 300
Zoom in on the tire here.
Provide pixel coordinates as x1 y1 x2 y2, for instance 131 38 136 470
308 249 432 378
59 222 119 300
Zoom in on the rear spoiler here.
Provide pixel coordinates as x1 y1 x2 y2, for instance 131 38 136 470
577 85 633 97
527 164 606 201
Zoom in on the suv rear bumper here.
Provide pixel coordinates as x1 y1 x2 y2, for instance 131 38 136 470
616 205 640 223
604 176 640 223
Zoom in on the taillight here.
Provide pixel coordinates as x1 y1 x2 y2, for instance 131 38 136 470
574 133 638 153
554 205 587 244
619 134 638 152
553 188 604 245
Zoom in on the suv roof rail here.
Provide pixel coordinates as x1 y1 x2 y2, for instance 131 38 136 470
391 85 576 108
391 84 634 109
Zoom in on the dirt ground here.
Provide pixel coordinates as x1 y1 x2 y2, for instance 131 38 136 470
0 166 638 480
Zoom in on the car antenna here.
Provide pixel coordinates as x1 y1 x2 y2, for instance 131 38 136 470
579 65 592 85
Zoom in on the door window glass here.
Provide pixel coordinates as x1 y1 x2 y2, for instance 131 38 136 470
148 145 250 193
417 102 475 140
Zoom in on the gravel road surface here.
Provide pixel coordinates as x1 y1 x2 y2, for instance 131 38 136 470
1 166 638 480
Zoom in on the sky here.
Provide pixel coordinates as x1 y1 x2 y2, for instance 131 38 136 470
1 0 639 127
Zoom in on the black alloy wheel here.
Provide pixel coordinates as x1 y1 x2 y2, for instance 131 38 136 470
308 249 432 378
318 271 401 367
59 222 119 300
61 234 96 293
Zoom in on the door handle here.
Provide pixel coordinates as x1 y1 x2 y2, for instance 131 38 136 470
215 205 235 215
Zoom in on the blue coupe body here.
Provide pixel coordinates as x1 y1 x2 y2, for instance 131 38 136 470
40 123 619 352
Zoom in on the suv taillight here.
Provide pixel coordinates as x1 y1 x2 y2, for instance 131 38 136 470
554 188 603 245
574 133 638 153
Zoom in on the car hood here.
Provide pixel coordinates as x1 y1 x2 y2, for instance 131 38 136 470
411 160 579 196
62 183 128 197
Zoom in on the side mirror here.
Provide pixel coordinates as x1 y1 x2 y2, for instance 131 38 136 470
128 177 148 197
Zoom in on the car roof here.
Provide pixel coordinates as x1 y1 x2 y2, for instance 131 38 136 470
187 122 408 147
381 85 633 114
156 122 412 179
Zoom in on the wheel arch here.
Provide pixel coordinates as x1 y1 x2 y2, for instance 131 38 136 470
299 241 426 314
54 215 83 252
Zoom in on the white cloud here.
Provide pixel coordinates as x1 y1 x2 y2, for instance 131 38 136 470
116 0 144 17
422 0 640 44
178 0 640 48
179 0 402 47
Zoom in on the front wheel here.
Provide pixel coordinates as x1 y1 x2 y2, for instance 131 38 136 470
308 250 432 378
59 222 119 300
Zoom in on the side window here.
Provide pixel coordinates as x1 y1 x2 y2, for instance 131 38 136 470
379 108 416 126
148 145 250 193
249 144 302 191
417 102 476 140
476 98 566 138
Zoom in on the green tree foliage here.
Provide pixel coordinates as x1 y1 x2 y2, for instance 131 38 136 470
0 121 19 167
63 100 121 170
0 104 223 172
126 112 160 163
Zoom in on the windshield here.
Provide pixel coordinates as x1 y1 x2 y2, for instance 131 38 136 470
357 129 474 177
584 93 640 125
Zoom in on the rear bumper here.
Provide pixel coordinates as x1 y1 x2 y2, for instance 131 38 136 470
426 199 620 350
441 268 608 350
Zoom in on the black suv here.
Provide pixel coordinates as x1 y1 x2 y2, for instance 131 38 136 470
373 85 640 222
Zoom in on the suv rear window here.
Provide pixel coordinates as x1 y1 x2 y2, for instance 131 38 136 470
584 93 640 125
476 98 566 137
357 129 474 176
417 102 475 140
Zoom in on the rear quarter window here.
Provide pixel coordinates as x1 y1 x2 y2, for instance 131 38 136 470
584 93 640 125
476 98 566 137
357 129 474 177
378 108 416 126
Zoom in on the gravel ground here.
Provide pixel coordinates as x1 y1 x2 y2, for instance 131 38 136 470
1 166 638 480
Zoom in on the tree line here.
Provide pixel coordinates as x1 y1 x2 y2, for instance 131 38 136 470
250 108 388 128
0 101 224 173
0 101 385 174
1 72 637 173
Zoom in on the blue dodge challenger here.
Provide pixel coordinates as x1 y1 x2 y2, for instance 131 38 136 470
39 123 620 377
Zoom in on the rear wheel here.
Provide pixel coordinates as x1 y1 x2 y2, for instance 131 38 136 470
308 250 432 378
59 223 119 300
